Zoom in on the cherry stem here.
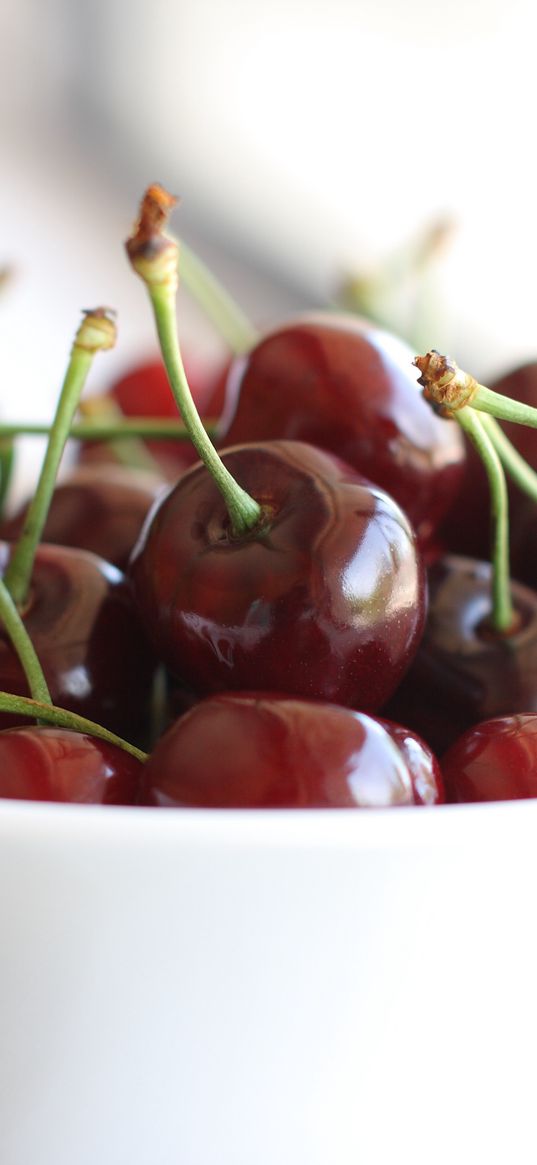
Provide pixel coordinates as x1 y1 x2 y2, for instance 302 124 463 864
150 283 261 534
0 690 148 761
0 418 217 441
0 577 52 707
479 414 537 505
0 437 14 518
3 310 116 607
415 350 537 429
125 187 261 536
456 407 514 632
179 241 258 355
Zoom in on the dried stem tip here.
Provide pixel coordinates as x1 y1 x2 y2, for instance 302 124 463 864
74 308 117 353
414 350 478 413
125 183 180 292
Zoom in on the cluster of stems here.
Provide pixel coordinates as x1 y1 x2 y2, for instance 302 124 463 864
416 350 537 634
4 188 537 759
0 189 260 760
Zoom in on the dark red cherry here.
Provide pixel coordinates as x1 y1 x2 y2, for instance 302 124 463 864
0 541 155 744
130 440 426 711
218 314 465 552
0 726 142 804
441 714 537 802
0 465 167 572
383 554 537 754
378 717 445 805
141 692 443 808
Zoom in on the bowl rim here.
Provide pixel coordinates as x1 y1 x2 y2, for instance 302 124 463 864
0 795 535 852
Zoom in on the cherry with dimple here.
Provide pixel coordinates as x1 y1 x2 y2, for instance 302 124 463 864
126 187 427 714
130 438 427 711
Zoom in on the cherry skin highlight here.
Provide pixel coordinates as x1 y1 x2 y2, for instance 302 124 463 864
0 541 155 744
442 714 537 803
0 726 142 804
218 313 465 552
140 692 444 808
378 718 444 805
130 439 427 711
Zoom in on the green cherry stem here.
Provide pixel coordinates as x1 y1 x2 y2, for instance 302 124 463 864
0 578 52 706
0 691 147 761
414 349 537 429
0 437 14 518
179 241 258 355
3 309 116 607
479 413 537 505
0 418 217 441
454 407 514 633
125 185 261 536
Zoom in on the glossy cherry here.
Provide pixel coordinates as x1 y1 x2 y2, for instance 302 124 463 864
141 692 443 808
383 554 537 754
0 725 143 803
442 714 537 802
130 439 426 711
0 541 155 743
0 464 167 572
378 717 444 805
218 313 465 552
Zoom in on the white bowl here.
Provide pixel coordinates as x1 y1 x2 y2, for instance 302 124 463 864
1 798 536 1165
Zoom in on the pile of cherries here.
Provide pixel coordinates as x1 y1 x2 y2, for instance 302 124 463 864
3 185 537 810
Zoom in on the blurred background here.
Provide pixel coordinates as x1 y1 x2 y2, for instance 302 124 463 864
1 0 537 489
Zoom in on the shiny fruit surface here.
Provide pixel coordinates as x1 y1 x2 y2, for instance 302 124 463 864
219 314 465 551
0 726 142 803
442 714 537 802
0 542 154 743
130 440 426 711
378 717 444 805
141 692 443 808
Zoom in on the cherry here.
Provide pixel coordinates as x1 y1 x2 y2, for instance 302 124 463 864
140 692 443 808
0 541 155 743
441 714 537 802
383 554 537 754
0 725 143 803
0 464 167 572
218 313 466 553
130 439 426 711
377 717 445 805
